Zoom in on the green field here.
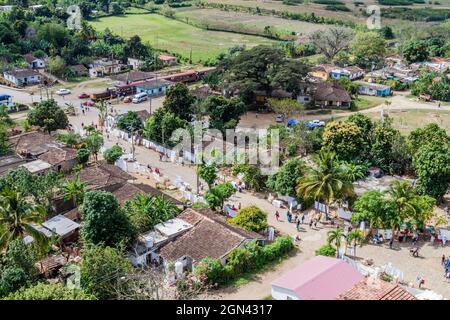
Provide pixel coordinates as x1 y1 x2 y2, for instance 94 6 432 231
175 8 336 39
91 13 279 62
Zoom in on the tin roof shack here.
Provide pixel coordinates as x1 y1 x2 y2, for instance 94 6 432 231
159 55 177 66
356 81 391 97
0 155 27 176
24 215 80 245
159 208 264 268
112 71 155 84
20 159 52 175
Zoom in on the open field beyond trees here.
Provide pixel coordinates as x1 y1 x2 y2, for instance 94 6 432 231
90 13 279 62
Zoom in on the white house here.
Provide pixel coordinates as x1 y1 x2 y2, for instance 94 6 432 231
0 5 14 11
3 69 42 86
127 57 144 70
23 53 46 69
159 55 177 66
89 58 124 77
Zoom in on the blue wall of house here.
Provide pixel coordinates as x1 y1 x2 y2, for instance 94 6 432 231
136 85 169 97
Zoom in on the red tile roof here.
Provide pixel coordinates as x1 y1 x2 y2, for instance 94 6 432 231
337 278 417 300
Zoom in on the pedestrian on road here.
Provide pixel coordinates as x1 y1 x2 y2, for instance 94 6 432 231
314 219 318 228
81 122 84 128
238 202 241 210
275 211 280 221
159 153 163 162
438 102 441 108
309 219 313 228
294 213 298 223
442 254 446 265
301 213 305 224
296 219 301 231
389 237 394 249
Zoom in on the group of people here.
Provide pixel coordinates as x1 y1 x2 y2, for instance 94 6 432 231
275 210 313 231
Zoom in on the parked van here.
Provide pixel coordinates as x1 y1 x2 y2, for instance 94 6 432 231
132 92 148 104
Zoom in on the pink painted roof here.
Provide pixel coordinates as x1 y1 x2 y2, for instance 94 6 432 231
271 256 364 300
159 55 176 61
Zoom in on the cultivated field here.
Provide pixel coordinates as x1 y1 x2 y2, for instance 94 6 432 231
175 7 337 39
90 13 278 62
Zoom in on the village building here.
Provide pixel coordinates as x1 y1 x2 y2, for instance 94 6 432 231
24 214 80 245
127 57 145 70
89 58 125 77
135 78 173 97
20 159 52 175
271 256 364 300
3 69 41 86
68 64 89 77
367 66 418 83
330 66 365 81
112 71 155 85
337 277 417 300
312 82 352 108
309 64 334 81
356 81 391 97
158 208 264 269
159 55 177 66
0 155 27 176
23 53 46 69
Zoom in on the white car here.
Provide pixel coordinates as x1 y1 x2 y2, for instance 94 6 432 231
275 114 284 123
56 88 71 95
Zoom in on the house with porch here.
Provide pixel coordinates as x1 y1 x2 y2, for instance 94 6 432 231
312 82 352 108
89 58 125 77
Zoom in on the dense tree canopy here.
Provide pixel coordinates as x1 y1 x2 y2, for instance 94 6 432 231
27 99 68 134
229 206 268 232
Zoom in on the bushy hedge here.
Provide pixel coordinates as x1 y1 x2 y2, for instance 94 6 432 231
195 236 294 286
315 244 337 257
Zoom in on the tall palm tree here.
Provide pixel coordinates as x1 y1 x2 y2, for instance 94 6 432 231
386 180 416 238
297 150 354 219
62 175 88 207
327 227 346 257
346 229 365 257
0 188 47 252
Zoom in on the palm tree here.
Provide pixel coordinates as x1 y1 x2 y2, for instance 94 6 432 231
297 150 354 219
327 227 346 257
62 175 88 207
346 229 365 257
0 188 47 252
95 100 108 128
341 161 367 183
386 180 416 238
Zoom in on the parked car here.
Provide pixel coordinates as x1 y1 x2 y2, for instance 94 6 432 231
82 100 95 107
132 92 148 104
56 88 71 95
78 92 89 99
306 119 325 129
275 114 284 123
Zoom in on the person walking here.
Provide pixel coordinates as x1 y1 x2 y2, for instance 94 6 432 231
294 213 298 223
389 237 394 249
442 254 446 266
300 213 305 224
296 219 301 231
309 219 314 228
275 211 280 221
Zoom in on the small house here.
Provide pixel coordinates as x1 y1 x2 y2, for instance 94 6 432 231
271 256 364 300
337 277 417 300
158 55 177 66
69 64 89 77
23 53 46 69
20 159 52 175
313 82 352 108
0 5 14 11
309 64 334 81
89 58 125 77
356 81 391 97
127 58 144 70
3 69 41 86
330 66 364 81
135 79 173 97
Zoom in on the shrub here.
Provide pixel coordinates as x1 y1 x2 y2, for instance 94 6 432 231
4 282 96 300
315 244 337 257
103 145 123 164
77 148 90 164
229 206 268 232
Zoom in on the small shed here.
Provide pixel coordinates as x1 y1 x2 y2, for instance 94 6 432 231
42 215 80 239
20 159 52 175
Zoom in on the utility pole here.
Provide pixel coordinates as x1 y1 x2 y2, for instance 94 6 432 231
149 97 152 115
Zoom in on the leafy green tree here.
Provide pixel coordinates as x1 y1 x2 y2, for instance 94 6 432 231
296 150 354 217
0 189 47 252
143 108 188 148
103 145 123 164
203 96 245 133
3 282 96 300
267 158 305 197
269 59 309 95
413 142 450 201
197 164 217 190
340 161 367 182
229 206 268 232
409 123 450 154
116 111 143 133
309 27 353 60
350 31 386 68
62 175 88 207
204 182 235 211
402 40 429 63
123 194 180 233
327 228 346 257
322 120 364 161
232 164 266 192
80 191 136 247
347 113 373 146
80 244 132 300
163 83 195 121
27 99 69 134
352 190 396 231
55 132 82 148
84 132 104 162
0 128 10 156
48 56 67 77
